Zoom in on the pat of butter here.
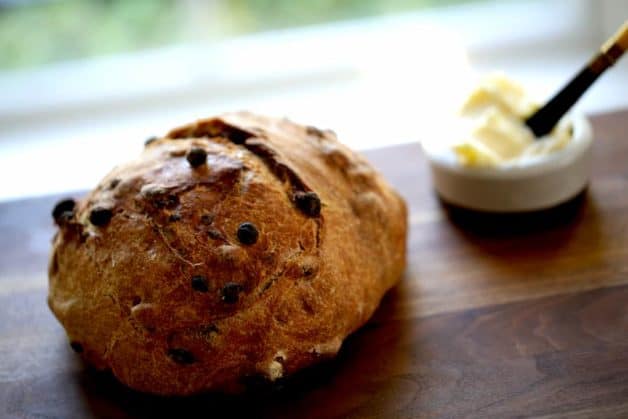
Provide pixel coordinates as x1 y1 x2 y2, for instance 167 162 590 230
452 74 572 167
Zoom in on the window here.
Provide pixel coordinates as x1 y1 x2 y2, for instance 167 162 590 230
1 0 483 71
1 0 627 202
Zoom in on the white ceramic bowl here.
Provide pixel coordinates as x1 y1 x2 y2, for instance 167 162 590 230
422 114 593 212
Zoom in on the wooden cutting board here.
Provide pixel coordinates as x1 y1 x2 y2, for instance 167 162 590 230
1 110 627 419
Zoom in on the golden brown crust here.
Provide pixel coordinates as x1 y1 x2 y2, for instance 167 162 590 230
48 112 407 395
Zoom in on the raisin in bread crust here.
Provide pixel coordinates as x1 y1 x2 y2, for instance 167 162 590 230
48 112 407 395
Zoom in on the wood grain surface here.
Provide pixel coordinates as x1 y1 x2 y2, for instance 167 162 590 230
1 110 627 419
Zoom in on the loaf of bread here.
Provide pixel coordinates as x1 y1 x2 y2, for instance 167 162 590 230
48 112 407 395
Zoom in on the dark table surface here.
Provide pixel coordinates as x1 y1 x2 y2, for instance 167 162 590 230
1 110 628 418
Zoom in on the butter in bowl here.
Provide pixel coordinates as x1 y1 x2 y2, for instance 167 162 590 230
422 21 627 214
422 74 593 213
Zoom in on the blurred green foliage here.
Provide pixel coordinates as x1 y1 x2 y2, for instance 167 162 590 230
0 0 474 70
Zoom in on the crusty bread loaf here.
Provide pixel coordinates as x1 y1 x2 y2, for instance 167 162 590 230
48 112 407 395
